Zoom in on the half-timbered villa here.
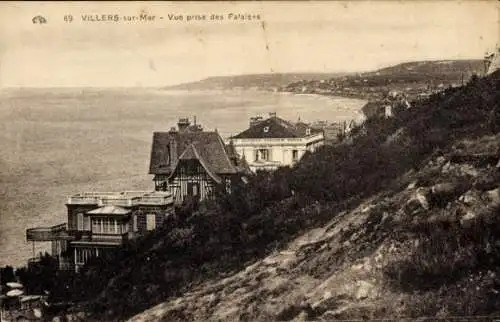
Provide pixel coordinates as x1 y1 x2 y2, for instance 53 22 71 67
149 118 251 204
229 113 325 172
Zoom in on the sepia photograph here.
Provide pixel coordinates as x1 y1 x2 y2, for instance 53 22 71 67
0 1 499 321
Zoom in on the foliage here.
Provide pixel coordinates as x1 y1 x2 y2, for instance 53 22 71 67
16 252 58 295
0 265 16 291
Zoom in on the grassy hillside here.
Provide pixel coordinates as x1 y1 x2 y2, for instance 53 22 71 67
283 59 485 101
367 59 485 77
31 70 500 321
166 60 484 94
164 73 350 91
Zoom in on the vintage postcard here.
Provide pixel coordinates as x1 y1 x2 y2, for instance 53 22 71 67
0 1 499 321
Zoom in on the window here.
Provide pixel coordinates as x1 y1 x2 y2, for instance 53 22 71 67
255 149 270 161
91 218 120 234
187 182 200 196
103 218 111 233
92 218 101 233
263 126 270 133
146 214 156 231
306 128 311 136
292 150 299 161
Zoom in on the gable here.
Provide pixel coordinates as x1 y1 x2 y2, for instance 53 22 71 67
168 146 222 184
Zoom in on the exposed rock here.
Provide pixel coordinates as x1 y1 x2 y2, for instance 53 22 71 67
441 161 453 173
474 173 500 191
354 281 375 300
460 211 477 228
460 164 480 177
436 156 447 166
459 190 480 206
450 153 499 168
486 187 500 205
406 181 417 190
310 291 339 316
429 181 471 208
404 188 429 215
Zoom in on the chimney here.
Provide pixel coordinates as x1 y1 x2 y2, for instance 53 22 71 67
177 118 190 132
168 131 178 168
227 139 238 165
249 116 263 128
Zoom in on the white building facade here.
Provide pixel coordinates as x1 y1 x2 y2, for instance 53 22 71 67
229 114 324 172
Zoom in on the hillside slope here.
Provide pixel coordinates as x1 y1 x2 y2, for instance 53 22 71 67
59 70 500 321
164 73 350 91
283 59 485 101
365 59 484 78
128 71 500 322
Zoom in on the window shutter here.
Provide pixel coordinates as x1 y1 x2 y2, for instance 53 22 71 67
77 213 84 230
146 214 156 231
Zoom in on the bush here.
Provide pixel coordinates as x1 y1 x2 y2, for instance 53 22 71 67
385 215 500 292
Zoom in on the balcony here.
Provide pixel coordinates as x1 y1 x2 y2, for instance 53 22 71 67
70 231 129 246
26 223 67 241
67 230 92 240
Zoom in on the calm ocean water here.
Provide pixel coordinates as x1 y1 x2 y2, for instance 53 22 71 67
0 87 366 267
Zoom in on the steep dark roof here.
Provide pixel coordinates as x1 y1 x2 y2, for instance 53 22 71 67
149 131 239 176
236 155 253 176
231 117 322 139
226 141 253 175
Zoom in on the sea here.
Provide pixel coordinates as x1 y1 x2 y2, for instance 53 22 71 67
0 87 366 267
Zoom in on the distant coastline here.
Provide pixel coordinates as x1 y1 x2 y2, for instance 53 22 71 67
163 59 484 104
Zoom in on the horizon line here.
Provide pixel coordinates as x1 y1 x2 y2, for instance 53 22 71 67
0 57 484 90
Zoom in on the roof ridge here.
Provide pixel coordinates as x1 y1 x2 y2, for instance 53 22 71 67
215 132 238 173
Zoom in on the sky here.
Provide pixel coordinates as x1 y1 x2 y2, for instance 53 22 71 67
0 1 498 87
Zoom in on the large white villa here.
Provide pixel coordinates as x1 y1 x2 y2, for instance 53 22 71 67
229 113 325 172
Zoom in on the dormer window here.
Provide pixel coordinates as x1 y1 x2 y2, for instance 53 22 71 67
263 126 270 133
306 128 311 136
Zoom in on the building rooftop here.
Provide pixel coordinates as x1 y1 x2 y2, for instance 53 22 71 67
231 115 323 139
67 191 173 207
149 131 241 176
87 205 131 216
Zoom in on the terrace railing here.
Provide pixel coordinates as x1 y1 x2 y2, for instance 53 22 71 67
68 231 128 245
91 232 129 244
67 191 174 207
26 223 67 242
